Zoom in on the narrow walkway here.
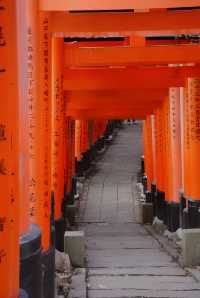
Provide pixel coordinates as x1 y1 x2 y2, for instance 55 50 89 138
79 125 200 298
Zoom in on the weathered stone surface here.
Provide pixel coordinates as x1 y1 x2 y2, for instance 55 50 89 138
68 269 86 298
88 267 186 277
88 289 200 298
182 229 200 267
64 231 85 267
142 202 153 224
77 126 200 298
86 235 159 250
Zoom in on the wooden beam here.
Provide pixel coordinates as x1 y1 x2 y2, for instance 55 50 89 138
65 100 160 110
52 10 200 37
65 89 167 103
64 44 200 67
64 66 200 90
40 0 200 11
66 109 150 120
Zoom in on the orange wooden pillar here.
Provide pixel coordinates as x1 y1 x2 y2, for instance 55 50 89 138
63 117 70 195
25 6 54 298
154 105 166 220
66 119 76 197
92 120 98 145
165 89 182 232
151 115 157 188
96 120 106 151
52 37 65 251
16 2 43 298
80 120 91 173
37 10 55 298
142 119 148 191
143 116 154 192
81 120 89 154
75 120 82 162
184 78 200 228
0 2 22 297
180 83 192 227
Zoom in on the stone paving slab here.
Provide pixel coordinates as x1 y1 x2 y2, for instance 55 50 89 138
86 236 159 250
86 254 174 268
78 125 200 298
81 223 148 236
68 269 86 298
88 267 186 277
89 275 199 290
88 289 200 298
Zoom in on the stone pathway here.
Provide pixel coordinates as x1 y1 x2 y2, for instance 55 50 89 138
79 125 200 298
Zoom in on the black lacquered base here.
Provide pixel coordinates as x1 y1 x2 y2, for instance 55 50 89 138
20 224 42 298
151 183 157 217
145 191 152 203
156 190 166 221
179 194 186 228
55 217 66 252
166 202 180 232
42 246 55 298
141 156 145 176
142 175 147 193
182 209 190 229
188 200 200 228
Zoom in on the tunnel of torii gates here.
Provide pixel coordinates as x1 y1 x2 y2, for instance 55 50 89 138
2 1 200 298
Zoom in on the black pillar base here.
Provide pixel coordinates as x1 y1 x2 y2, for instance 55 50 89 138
19 289 28 298
141 156 145 176
42 246 55 298
151 183 157 217
20 224 42 298
142 175 147 193
55 217 65 252
96 137 105 151
64 195 77 226
156 190 166 222
166 202 180 232
76 160 84 177
145 191 152 203
188 200 200 228
179 194 186 228
182 209 190 229
72 176 78 197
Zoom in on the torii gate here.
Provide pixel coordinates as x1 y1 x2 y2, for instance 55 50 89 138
1 1 200 298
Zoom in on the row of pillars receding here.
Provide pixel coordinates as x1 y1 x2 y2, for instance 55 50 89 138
0 2 121 298
142 81 200 233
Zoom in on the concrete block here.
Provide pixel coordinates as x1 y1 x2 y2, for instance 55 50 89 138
142 202 153 224
134 200 143 224
182 229 200 267
64 231 85 267
135 201 153 224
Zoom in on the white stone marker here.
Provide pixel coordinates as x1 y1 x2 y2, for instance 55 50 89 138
64 231 85 267
182 229 200 267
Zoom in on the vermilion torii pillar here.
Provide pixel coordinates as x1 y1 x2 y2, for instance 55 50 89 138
75 120 82 164
165 89 182 232
143 116 154 193
183 78 200 228
52 37 65 251
0 1 21 297
20 3 54 298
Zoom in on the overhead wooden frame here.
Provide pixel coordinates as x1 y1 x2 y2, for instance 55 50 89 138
51 10 200 37
64 44 200 67
64 89 168 103
63 66 200 90
66 109 152 120
40 0 200 11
